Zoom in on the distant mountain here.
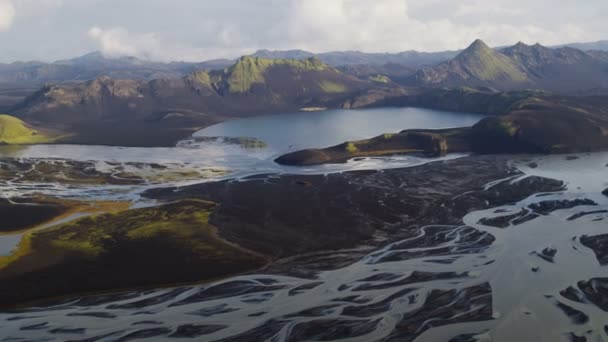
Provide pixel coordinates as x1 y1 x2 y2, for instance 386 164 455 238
337 64 415 85
0 48 457 85
252 49 458 68
12 57 374 146
500 42 608 93
414 40 608 94
559 40 608 52
0 52 234 84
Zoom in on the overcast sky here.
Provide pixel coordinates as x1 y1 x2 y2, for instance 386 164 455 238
0 0 605 63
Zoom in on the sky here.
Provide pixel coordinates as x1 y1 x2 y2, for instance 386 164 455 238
0 0 605 63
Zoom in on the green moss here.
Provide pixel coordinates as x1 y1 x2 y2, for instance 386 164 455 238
0 115 53 144
345 142 359 153
188 71 212 86
370 74 390 83
12 200 260 265
499 120 518 136
227 56 331 93
319 81 348 93
0 200 269 306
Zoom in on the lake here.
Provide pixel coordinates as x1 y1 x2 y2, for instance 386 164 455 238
0 107 485 200
194 107 485 152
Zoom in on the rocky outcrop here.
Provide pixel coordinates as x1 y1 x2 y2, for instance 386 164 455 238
275 129 466 166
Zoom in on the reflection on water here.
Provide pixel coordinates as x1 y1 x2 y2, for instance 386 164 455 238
194 107 485 153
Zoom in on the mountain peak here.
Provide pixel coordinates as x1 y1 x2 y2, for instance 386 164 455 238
513 41 530 49
420 38 530 84
466 39 491 51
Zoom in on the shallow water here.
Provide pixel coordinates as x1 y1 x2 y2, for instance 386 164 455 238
1 153 606 341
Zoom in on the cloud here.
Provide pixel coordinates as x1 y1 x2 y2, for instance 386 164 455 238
3 0 604 62
286 0 593 52
88 26 154 58
0 0 16 32
87 26 251 62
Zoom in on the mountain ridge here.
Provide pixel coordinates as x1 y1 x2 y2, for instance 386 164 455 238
11 56 374 146
414 39 608 94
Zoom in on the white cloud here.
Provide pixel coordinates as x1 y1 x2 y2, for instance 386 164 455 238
88 26 154 58
87 26 251 62
2 0 605 62
285 0 593 52
0 0 16 32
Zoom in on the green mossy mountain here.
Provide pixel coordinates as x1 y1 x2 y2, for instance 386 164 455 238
415 39 608 94
415 39 530 89
225 56 331 93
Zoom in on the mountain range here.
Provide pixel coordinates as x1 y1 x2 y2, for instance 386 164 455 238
3 39 608 148
12 57 374 146
2 39 606 85
414 40 608 94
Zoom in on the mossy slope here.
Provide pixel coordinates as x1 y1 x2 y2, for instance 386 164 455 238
225 56 332 93
0 200 267 307
0 114 52 144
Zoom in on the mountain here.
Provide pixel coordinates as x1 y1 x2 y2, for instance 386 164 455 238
337 63 415 85
0 52 234 84
252 49 458 68
414 39 608 94
0 48 457 86
560 40 608 51
500 42 608 94
415 39 530 89
12 57 374 146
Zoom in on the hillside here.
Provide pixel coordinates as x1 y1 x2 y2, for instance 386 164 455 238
414 40 608 94
0 114 52 144
12 57 373 146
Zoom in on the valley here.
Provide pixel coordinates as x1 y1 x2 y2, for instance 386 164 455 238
0 36 608 342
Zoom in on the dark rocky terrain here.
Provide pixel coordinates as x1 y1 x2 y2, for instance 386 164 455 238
0 155 565 307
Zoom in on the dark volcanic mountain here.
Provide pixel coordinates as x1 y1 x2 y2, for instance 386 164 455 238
500 42 608 94
414 40 608 94
12 57 374 146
